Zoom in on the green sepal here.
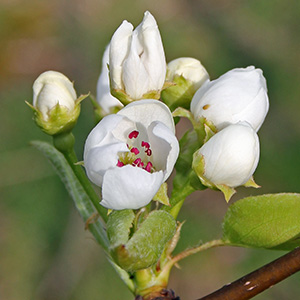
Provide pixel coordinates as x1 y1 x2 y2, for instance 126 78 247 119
27 94 88 135
243 176 260 188
215 184 236 202
192 150 236 202
107 209 135 249
111 88 133 106
111 88 161 106
112 210 176 272
30 140 109 251
161 75 196 111
153 183 170 206
222 193 300 250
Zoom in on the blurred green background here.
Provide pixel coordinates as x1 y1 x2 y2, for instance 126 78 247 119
1 0 300 299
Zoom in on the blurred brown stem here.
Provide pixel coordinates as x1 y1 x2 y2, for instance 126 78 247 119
197 247 300 300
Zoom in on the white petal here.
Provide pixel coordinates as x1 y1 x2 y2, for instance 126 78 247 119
101 165 164 210
200 122 260 187
33 71 77 119
109 20 134 90
117 99 175 133
148 122 179 180
96 45 123 113
122 31 150 99
135 11 166 91
191 66 269 131
84 114 136 156
84 142 128 186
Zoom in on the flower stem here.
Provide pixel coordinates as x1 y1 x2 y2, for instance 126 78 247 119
171 239 225 265
53 132 108 222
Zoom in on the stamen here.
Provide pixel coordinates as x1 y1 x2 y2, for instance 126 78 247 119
130 147 140 155
141 141 150 149
128 130 139 139
146 149 152 156
145 162 153 173
117 160 124 167
133 158 144 168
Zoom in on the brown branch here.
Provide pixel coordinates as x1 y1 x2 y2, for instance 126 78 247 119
197 247 300 300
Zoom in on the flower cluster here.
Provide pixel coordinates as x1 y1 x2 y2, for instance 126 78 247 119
30 11 269 209
191 66 269 200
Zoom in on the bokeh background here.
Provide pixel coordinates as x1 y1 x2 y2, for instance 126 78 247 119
1 0 300 299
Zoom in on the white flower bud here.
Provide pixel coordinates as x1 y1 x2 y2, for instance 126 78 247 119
191 66 269 132
162 57 209 110
29 71 84 135
166 57 209 91
193 122 260 200
33 71 77 119
109 11 166 102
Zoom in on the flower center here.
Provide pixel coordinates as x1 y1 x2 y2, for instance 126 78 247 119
117 130 155 173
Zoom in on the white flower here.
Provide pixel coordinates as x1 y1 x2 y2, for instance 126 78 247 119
96 45 123 114
191 66 269 132
194 122 260 188
30 70 84 135
166 57 209 91
84 99 179 210
33 71 77 120
109 11 166 100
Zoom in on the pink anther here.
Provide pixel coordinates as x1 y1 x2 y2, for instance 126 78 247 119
117 160 124 167
145 162 153 173
128 130 139 139
130 147 140 155
146 148 152 156
141 141 150 149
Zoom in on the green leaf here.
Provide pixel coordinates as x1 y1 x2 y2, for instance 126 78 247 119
112 210 176 272
31 140 109 252
222 193 300 250
107 210 135 248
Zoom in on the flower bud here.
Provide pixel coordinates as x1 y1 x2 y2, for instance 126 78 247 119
29 71 84 135
193 122 260 201
109 11 166 103
161 57 209 110
191 66 269 132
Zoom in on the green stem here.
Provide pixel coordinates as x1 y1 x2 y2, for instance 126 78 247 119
172 239 225 265
53 132 108 222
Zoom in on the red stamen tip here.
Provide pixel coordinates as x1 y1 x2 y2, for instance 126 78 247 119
145 162 153 172
141 141 150 149
130 147 140 155
117 160 124 167
146 149 152 156
128 130 139 139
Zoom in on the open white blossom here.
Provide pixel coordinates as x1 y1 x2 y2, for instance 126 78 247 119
194 122 260 189
109 11 166 100
191 66 269 132
84 100 179 210
96 45 123 114
33 71 77 120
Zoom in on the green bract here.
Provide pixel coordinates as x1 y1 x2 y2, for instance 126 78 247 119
107 210 176 272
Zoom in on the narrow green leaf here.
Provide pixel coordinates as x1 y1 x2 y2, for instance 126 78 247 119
31 140 109 251
223 193 300 250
